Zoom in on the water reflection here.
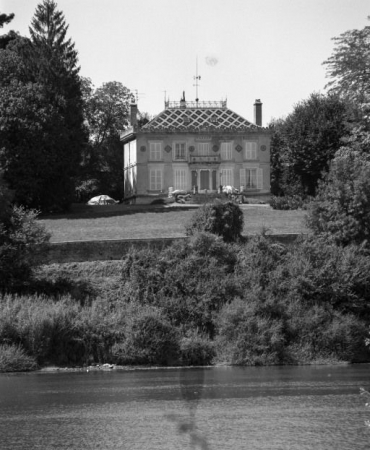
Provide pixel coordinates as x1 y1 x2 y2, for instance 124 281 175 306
166 368 210 449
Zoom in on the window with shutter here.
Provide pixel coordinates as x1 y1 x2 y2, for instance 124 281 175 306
220 168 233 186
174 142 186 161
149 168 162 190
197 142 210 156
174 168 187 190
245 168 257 188
245 142 257 160
241 167 263 189
149 142 162 161
221 142 232 160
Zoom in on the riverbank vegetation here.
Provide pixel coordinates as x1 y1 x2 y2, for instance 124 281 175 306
1 229 370 370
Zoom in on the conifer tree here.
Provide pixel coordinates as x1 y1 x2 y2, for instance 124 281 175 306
0 1 87 211
27 0 87 210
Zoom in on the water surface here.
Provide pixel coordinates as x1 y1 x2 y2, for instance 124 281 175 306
0 365 369 449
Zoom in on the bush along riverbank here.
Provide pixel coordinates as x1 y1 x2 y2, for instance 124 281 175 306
1 231 370 371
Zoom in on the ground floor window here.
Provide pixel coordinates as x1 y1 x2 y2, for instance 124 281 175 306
240 167 263 189
174 168 187 190
220 168 233 186
149 168 162 190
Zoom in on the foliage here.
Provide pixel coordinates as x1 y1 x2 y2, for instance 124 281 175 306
2 232 370 369
0 1 86 212
0 74 75 210
0 344 38 372
121 234 239 337
185 200 243 242
270 93 349 196
306 149 370 246
0 204 50 291
216 298 286 365
78 79 134 201
323 18 370 105
270 195 307 210
179 331 215 365
0 13 15 28
112 306 180 365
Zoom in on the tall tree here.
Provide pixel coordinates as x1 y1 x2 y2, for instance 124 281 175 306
77 81 134 201
0 1 87 211
323 18 370 105
270 93 350 196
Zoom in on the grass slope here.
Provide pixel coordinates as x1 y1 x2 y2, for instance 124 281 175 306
40 206 308 242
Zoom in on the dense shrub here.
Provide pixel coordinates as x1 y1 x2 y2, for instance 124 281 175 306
306 150 370 246
179 331 215 366
215 298 286 365
121 234 240 336
112 307 180 365
185 200 243 242
2 231 370 369
270 195 308 210
0 344 38 372
0 205 50 291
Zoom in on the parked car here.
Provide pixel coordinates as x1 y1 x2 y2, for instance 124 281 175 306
87 195 119 205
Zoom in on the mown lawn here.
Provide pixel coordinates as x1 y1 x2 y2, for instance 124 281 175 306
39 205 309 243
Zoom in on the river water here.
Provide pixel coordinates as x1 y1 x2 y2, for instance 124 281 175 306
0 365 369 449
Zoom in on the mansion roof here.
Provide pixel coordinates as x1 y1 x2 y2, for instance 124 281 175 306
140 100 266 133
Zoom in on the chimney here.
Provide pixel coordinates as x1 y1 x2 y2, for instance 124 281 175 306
130 102 138 127
254 99 262 126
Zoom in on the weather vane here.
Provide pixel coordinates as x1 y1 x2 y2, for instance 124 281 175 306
193 57 201 103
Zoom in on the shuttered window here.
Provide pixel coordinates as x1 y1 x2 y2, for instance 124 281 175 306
149 168 162 190
197 142 210 156
149 142 162 161
245 142 257 160
174 168 187 190
221 142 232 160
220 168 233 186
240 168 263 189
174 142 186 160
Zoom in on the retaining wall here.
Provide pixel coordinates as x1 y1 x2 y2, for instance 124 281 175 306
42 234 302 264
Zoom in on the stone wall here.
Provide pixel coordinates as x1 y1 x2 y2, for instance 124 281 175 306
41 234 302 264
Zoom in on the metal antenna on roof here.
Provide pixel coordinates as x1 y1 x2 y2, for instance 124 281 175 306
133 89 145 103
193 56 201 104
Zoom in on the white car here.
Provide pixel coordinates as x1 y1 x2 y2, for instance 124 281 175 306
87 195 119 205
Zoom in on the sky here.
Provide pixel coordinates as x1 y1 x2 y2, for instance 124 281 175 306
1 0 369 125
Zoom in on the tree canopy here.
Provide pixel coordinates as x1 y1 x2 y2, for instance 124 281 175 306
75 80 134 201
0 13 14 28
0 0 87 212
323 18 370 105
270 93 349 196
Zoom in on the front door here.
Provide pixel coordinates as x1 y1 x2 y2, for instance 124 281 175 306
200 170 209 190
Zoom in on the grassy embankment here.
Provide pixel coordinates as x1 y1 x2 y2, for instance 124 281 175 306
39 205 308 242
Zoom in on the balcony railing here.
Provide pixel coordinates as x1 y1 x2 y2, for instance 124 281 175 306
165 100 227 109
188 155 221 164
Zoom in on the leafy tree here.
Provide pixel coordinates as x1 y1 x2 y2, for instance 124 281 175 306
270 93 349 196
0 13 14 28
78 81 134 200
306 145 370 246
0 176 50 291
323 18 370 105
